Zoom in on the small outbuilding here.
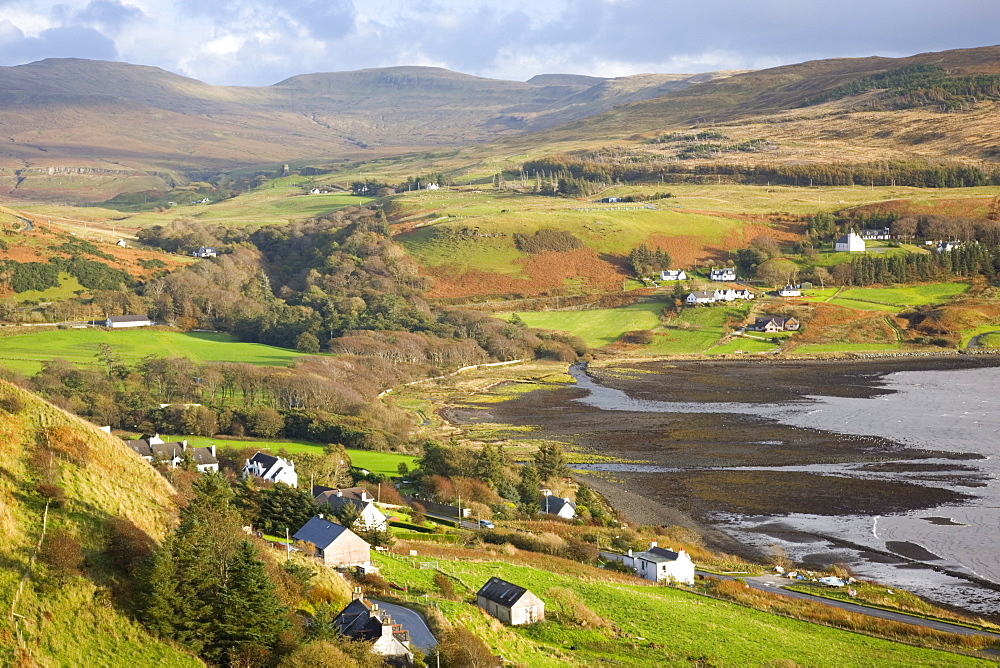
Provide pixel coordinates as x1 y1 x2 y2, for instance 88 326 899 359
476 577 544 625
106 315 153 328
293 515 371 568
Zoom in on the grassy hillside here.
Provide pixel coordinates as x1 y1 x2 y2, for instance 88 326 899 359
371 544 991 666
0 329 311 376
0 380 198 666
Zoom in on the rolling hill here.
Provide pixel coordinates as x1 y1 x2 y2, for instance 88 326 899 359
0 379 198 666
0 59 734 201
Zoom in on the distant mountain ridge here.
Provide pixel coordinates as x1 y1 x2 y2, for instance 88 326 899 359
0 59 734 200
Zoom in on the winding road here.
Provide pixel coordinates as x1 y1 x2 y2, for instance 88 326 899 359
371 599 437 651
701 570 1000 640
966 331 1000 349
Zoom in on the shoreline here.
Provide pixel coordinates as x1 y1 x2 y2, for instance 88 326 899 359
435 354 1000 617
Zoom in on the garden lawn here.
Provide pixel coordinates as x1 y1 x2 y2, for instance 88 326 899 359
505 302 665 347
0 328 310 375
373 552 987 667
159 435 416 477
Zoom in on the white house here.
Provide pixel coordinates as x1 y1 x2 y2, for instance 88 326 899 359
476 577 545 625
603 541 695 585
106 315 153 328
659 270 687 281
243 452 298 488
732 288 755 301
313 486 388 531
709 268 737 281
778 285 802 297
191 246 217 258
539 492 576 519
860 227 891 240
686 290 716 305
124 436 218 472
116 238 127 247
834 229 866 252
425 183 440 190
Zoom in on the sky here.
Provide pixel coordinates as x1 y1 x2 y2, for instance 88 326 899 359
1 0 999 86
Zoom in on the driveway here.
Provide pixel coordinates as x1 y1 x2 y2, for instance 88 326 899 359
371 599 438 651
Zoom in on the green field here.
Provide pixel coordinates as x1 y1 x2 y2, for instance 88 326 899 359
505 303 665 347
803 283 971 312
647 305 748 354
10 272 88 303
0 328 310 375
159 435 416 477
976 332 1000 348
373 551 988 667
19 177 373 230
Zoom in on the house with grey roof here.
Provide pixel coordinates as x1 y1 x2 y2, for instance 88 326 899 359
124 435 218 472
601 541 695 585
476 577 544 625
539 492 576 519
334 588 413 663
313 486 387 530
293 515 370 568
242 451 298 487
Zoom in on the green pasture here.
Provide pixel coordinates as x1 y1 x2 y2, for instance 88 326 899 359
9 272 88 303
646 304 745 354
708 336 782 355
373 552 987 667
839 283 970 306
159 434 416 477
504 302 665 347
0 328 309 375
394 189 751 273
975 332 1000 348
19 179 372 229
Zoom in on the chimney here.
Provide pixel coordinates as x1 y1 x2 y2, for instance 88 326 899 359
650 541 658 549
627 549 632 557
182 441 188 451
336 490 343 497
318 513 324 520
372 603 378 611
211 443 216 457
352 586 363 601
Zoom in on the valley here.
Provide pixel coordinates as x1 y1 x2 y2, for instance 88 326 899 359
3 42 1000 667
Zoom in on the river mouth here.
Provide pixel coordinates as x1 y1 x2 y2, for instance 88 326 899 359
447 356 1000 616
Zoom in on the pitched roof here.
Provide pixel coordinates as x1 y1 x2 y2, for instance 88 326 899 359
689 290 715 299
540 495 576 515
636 546 683 563
107 315 150 323
248 451 278 471
292 515 362 550
190 446 218 465
477 577 529 606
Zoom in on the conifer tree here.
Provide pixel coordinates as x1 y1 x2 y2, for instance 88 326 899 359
210 540 290 664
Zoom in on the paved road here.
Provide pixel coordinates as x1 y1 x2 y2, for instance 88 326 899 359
967 330 1000 349
700 570 1000 640
371 599 437 651
423 510 480 531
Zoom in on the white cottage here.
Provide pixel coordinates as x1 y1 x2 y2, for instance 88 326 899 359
604 541 695 585
539 492 576 519
834 229 866 252
313 486 388 531
106 315 153 328
476 577 545 625
709 268 737 281
659 270 687 281
242 452 298 488
686 290 716 305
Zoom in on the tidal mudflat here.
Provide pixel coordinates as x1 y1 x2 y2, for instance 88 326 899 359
448 356 1000 615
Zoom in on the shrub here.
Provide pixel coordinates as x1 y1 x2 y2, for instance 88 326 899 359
39 528 84 581
0 393 24 413
434 572 457 600
621 329 655 345
104 517 155 573
35 483 66 508
513 229 583 254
